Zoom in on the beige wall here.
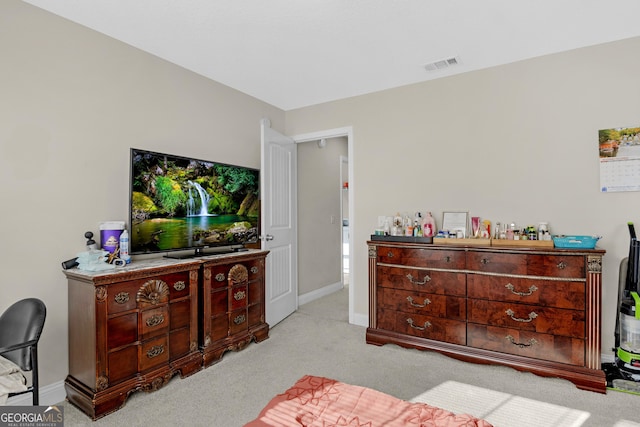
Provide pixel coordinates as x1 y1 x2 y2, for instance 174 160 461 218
0 0 284 387
297 137 347 295
286 36 640 353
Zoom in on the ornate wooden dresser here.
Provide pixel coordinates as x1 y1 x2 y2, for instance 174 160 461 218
200 251 270 367
367 241 606 392
64 258 202 419
63 249 269 419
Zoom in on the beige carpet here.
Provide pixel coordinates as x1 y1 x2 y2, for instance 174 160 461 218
60 286 640 427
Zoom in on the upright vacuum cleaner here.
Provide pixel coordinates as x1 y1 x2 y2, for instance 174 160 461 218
605 222 640 392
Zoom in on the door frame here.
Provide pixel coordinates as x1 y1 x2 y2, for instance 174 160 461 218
292 127 355 324
340 154 349 286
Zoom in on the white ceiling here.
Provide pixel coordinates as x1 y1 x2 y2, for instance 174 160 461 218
22 0 640 111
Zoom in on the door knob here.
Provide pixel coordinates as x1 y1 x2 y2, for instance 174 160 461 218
264 234 274 241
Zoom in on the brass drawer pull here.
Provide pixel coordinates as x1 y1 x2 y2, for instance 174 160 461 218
114 292 130 304
407 296 431 308
406 273 431 285
215 273 226 282
557 261 567 270
387 251 394 258
505 283 538 296
505 309 538 323
251 266 259 274
146 314 165 327
234 290 246 301
146 345 165 359
480 258 490 265
406 318 431 331
443 255 451 263
233 314 246 325
173 281 186 291
505 335 537 348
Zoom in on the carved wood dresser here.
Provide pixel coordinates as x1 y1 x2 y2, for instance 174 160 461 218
366 241 606 393
63 250 269 419
64 258 201 419
200 251 269 367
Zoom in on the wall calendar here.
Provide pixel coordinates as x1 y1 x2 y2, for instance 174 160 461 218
599 126 640 192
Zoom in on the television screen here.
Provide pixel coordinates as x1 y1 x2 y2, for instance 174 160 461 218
129 148 260 257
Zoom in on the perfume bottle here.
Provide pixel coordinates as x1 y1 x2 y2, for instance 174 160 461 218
413 212 422 236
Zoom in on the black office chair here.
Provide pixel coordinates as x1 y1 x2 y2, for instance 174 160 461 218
0 298 46 405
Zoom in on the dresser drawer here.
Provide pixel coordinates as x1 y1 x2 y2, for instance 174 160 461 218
249 280 263 304
467 274 585 310
378 288 466 320
229 308 248 335
107 312 137 349
377 265 466 296
230 284 248 310
107 345 137 385
139 335 169 372
377 309 466 345
209 314 229 342
248 302 263 327
526 254 585 278
166 272 191 300
245 260 263 280
107 282 140 314
208 265 230 289
169 299 191 331
378 246 465 269
210 288 227 315
169 327 191 359
467 324 585 366
467 251 527 274
468 299 585 338
140 305 169 340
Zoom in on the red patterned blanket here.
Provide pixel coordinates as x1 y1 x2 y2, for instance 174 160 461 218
245 375 493 426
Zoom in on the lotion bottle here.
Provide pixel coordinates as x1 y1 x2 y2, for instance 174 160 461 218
119 228 131 264
423 212 436 237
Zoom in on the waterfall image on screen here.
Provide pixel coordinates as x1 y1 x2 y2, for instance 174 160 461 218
129 148 260 255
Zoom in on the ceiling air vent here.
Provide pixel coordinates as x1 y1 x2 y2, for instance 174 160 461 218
424 56 461 72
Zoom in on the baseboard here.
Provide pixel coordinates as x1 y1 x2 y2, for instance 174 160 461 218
351 312 368 328
298 281 344 306
601 353 615 364
6 380 66 406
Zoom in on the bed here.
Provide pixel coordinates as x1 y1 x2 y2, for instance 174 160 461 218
245 375 493 426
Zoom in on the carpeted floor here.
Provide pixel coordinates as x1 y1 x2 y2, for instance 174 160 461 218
60 286 640 427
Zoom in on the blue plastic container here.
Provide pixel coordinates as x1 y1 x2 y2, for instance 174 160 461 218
552 235 600 249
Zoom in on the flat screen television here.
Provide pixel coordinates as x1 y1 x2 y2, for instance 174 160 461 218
129 148 260 258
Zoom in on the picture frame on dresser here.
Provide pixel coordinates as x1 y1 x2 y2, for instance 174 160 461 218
441 211 468 237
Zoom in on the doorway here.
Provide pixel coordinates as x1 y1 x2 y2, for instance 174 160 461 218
293 127 354 324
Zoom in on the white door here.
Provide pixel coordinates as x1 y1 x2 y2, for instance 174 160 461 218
260 119 298 326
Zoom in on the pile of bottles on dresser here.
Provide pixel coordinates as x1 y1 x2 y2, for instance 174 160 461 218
377 212 552 241
491 221 552 241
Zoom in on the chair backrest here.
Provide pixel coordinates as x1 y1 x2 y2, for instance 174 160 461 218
0 298 46 371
